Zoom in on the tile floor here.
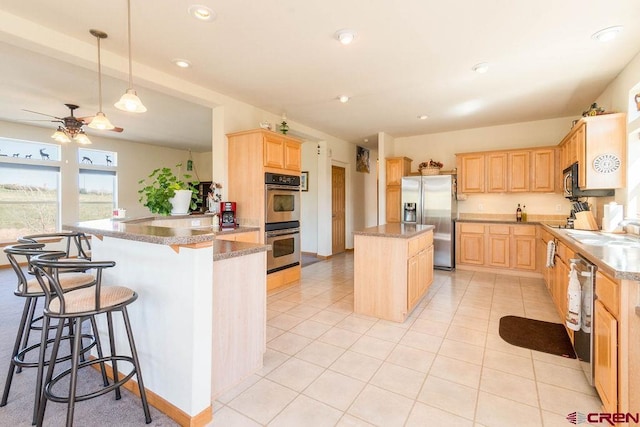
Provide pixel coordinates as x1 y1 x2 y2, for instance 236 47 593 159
210 253 603 427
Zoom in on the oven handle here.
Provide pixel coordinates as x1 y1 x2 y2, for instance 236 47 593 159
266 184 301 191
266 227 300 237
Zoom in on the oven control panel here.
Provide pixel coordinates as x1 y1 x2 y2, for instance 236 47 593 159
265 172 300 186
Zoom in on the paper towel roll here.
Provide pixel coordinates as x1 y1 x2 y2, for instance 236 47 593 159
602 203 623 232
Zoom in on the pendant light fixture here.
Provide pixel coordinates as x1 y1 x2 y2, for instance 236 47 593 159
88 29 116 130
114 0 147 113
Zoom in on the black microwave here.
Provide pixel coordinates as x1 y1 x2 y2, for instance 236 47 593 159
563 163 614 200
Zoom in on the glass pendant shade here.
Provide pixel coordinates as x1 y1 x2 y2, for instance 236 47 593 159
115 88 147 112
89 112 115 130
74 130 92 145
51 127 71 143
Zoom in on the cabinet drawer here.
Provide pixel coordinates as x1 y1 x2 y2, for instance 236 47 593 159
512 225 536 236
459 223 485 234
488 225 510 235
555 241 574 261
408 232 432 257
596 271 619 318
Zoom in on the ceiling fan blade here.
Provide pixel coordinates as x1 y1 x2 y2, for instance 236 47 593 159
22 109 63 120
109 126 124 133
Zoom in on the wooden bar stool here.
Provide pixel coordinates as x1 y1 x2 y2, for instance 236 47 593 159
30 252 151 427
1 243 103 424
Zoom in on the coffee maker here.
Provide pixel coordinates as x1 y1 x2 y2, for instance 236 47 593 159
219 202 237 229
404 203 417 223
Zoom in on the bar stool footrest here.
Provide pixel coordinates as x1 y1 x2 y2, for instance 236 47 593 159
13 333 98 369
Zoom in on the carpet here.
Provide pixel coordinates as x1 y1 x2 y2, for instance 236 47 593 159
499 315 576 359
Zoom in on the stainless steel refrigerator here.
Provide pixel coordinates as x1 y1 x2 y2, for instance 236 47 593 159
401 175 457 270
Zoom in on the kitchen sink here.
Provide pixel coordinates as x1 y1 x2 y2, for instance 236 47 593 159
566 231 640 248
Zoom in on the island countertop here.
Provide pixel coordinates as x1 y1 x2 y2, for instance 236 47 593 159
353 223 435 238
64 217 266 261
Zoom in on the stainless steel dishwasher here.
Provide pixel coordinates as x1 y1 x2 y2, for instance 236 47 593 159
570 254 597 385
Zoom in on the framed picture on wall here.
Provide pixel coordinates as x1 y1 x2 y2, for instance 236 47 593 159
356 146 370 173
301 171 309 191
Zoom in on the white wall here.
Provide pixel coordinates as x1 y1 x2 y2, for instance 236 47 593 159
300 141 318 253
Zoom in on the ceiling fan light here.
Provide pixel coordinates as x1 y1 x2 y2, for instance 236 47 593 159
89 112 115 130
74 130 92 145
115 89 147 113
51 127 71 143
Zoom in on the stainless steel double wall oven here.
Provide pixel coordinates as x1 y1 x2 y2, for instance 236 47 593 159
265 173 301 273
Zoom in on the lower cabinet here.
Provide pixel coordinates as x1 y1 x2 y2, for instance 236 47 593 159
456 222 536 272
354 230 434 322
386 186 402 223
594 299 618 413
215 230 259 243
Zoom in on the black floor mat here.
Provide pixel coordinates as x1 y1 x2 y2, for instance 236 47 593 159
499 315 576 358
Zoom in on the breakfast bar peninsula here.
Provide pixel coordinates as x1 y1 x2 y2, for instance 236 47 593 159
65 215 267 426
354 223 435 322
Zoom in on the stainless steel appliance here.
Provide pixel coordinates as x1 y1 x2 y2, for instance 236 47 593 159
265 173 301 225
563 162 614 200
401 174 457 270
570 254 596 385
220 201 237 229
264 172 301 273
265 227 301 273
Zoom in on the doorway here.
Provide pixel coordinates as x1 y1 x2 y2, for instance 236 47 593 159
332 165 346 254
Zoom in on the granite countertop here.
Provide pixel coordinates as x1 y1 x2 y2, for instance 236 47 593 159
455 218 542 225
354 223 434 238
542 225 640 281
64 218 266 261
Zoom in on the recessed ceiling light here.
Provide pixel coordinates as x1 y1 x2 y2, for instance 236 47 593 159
335 29 357 45
472 62 489 73
188 5 216 21
592 26 623 42
417 115 429 120
338 95 350 103
172 58 192 68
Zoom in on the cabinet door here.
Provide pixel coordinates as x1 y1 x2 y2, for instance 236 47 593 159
284 141 301 171
486 153 508 193
386 158 410 185
407 254 421 310
553 259 568 319
508 151 530 192
263 135 285 169
487 226 510 268
512 235 536 270
531 149 555 192
459 232 484 265
457 154 485 193
594 299 618 413
386 186 402 223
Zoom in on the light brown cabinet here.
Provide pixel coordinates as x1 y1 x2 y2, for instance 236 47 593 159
215 230 260 243
508 151 530 192
456 154 485 193
594 299 618 413
486 153 507 193
263 133 301 172
531 148 556 192
354 229 434 322
385 157 412 223
456 222 536 272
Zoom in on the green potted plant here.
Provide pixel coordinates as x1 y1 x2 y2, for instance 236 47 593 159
138 163 199 216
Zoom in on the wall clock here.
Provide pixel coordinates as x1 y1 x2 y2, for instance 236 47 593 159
592 153 621 174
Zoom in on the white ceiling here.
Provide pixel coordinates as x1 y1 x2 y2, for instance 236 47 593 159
1 1 639 151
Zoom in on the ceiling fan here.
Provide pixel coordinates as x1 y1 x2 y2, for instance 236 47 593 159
22 103 123 144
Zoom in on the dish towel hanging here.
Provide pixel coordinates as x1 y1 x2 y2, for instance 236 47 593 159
566 263 581 331
546 240 556 268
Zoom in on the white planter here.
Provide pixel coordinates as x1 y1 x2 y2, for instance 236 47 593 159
169 189 192 215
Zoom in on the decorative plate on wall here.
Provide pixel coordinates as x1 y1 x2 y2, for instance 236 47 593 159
593 153 621 174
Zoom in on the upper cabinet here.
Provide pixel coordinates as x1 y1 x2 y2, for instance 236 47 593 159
385 157 412 223
456 147 557 195
558 113 626 190
263 132 302 172
386 157 412 185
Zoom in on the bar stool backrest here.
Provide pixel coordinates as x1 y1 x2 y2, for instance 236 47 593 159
3 243 58 296
18 231 91 260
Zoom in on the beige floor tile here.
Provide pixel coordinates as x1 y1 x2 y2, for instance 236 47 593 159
399 330 443 353
445 325 487 347
480 367 539 407
269 300 299 312
267 332 313 355
418 307 455 323
350 335 396 360
318 327 362 349
438 338 484 365
257 349 290 377
485 333 533 358
216 374 262 404
335 315 377 334
533 359 597 395
228 378 298 425
369 362 426 399
326 300 353 314
417 375 478 420
335 414 375 426
456 305 491 321
268 395 343 427
266 357 325 392
364 322 407 343
429 354 482 388
347 385 414 426
303 370 366 411
210 406 262 426
386 344 436 373
286 303 322 319
409 318 450 337
450 313 489 333
266 325 286 342
295 341 345 367
483 348 534 379
309 309 349 325
289 319 332 339
330 350 384 382
268 313 305 331
405 402 474 427
531 349 583 370
475 391 542 427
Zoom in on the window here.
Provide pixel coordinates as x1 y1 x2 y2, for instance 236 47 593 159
79 170 116 221
78 147 116 167
0 139 61 240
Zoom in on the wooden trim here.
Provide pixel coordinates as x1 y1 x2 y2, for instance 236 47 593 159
456 263 543 278
90 359 212 426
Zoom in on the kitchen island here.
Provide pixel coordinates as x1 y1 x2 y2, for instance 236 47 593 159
64 216 267 426
353 223 434 322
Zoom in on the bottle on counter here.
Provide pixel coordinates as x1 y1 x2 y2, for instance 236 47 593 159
516 204 522 222
522 205 527 222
